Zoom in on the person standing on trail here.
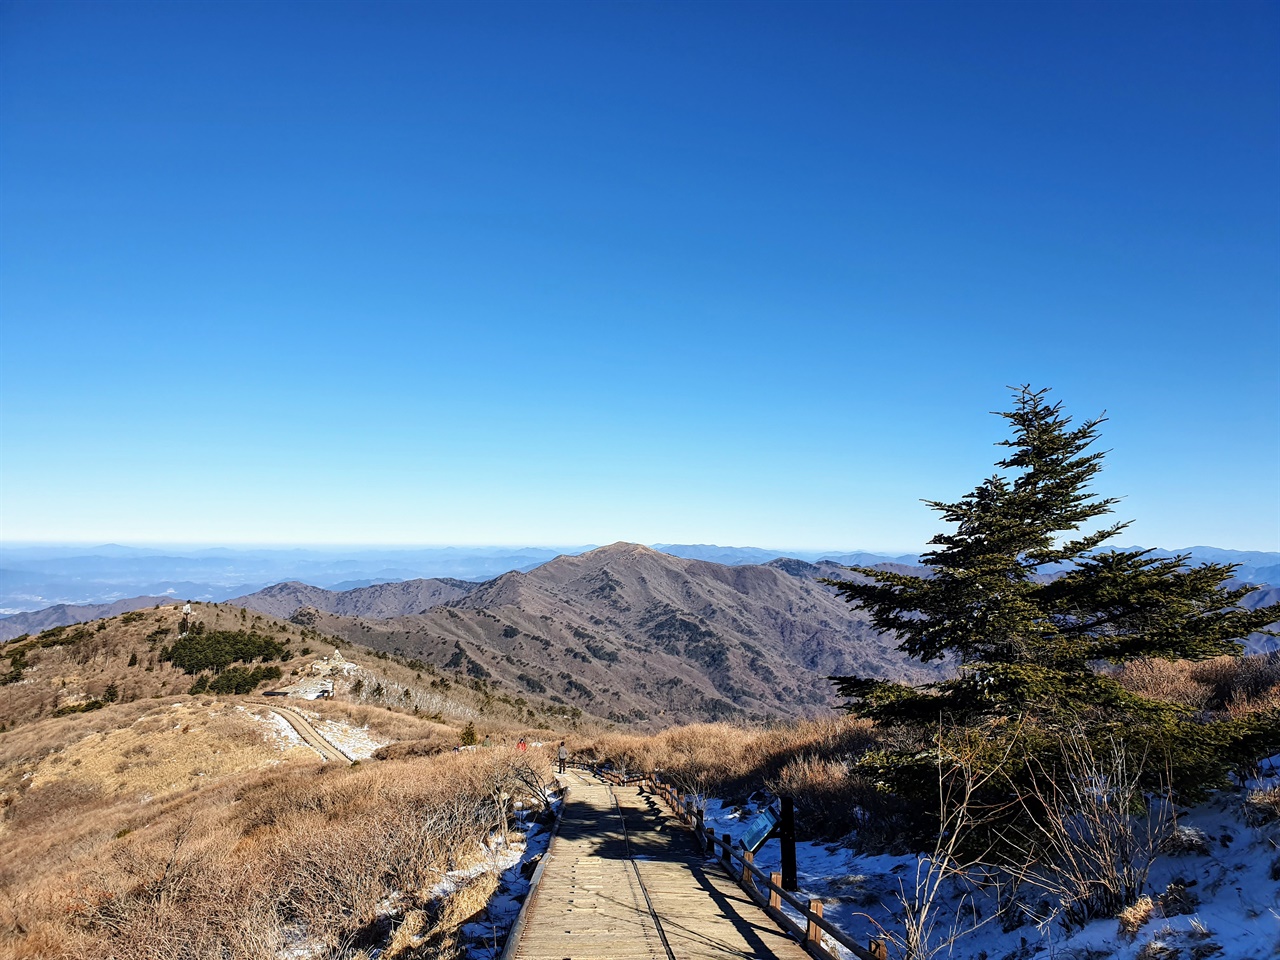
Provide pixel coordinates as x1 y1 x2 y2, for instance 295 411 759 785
557 740 568 773
517 737 528 752
482 733 492 748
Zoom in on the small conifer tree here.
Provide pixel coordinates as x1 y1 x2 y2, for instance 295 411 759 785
826 386 1278 801
460 720 477 746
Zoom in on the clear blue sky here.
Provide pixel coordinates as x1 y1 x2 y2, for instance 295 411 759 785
2 0 1277 553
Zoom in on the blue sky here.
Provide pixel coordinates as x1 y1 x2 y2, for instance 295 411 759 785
1 0 1277 553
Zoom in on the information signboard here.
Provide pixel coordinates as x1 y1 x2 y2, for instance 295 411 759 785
739 805 778 853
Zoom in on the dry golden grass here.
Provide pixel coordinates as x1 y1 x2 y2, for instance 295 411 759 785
1115 654 1280 715
1118 895 1156 938
301 697 462 744
2 691 558 960
1244 784 1280 826
573 715 881 839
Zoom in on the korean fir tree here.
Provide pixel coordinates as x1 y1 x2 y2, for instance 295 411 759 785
825 386 1278 803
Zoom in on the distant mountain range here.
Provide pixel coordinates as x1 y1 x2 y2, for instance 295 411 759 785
5 541 1272 617
0 542 915 614
0 544 580 614
2 543 1276 722
0 596 178 639
230 543 944 723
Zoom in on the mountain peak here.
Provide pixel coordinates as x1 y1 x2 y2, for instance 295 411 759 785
595 541 661 556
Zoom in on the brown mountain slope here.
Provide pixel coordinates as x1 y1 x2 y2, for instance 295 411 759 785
0 596 177 642
0 602 520 735
228 577 479 620
300 543 944 725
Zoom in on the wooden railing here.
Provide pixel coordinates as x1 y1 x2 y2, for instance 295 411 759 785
614 768 888 960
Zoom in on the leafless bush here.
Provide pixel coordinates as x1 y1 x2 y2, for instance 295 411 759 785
1115 659 1212 710
1005 732 1175 931
372 731 457 760
1190 654 1280 710
858 724 1016 960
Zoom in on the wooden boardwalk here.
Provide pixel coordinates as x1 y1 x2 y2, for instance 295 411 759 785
510 771 813 960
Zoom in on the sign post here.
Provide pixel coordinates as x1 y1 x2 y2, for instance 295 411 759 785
780 795 796 891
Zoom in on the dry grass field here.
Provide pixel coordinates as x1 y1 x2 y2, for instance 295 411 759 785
1114 653 1280 715
0 603 566 960
1 715 554 960
3 596 1275 959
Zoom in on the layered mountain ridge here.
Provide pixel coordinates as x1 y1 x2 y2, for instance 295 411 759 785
230 543 940 724
4 543 1275 724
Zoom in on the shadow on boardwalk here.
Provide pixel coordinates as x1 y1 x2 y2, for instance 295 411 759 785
509 772 812 960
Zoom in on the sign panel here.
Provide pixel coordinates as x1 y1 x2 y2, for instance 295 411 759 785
739 805 778 853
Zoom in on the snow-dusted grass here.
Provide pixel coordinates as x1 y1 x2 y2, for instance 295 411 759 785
238 704 389 761
450 817 554 960
241 704 306 751
312 716 387 760
701 773 1280 960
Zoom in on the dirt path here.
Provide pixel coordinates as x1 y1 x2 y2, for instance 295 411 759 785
247 700 351 764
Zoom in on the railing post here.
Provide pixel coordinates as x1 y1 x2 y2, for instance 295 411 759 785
769 872 782 910
741 850 754 888
722 833 732 866
869 939 887 960
806 899 823 949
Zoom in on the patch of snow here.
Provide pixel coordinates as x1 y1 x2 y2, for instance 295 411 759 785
313 718 387 760
239 705 305 751
702 787 1280 960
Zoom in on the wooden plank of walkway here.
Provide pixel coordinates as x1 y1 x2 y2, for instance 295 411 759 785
511 771 812 960
514 772 663 960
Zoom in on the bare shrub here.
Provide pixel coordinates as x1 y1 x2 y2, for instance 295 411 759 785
857 724 1017 960
1006 732 1175 931
372 731 456 760
765 755 882 840
1190 654 1280 710
1117 654 1280 717
1116 659 1210 710
5 778 105 830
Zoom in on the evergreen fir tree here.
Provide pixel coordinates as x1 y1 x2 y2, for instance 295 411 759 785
827 386 1278 798
460 720 477 746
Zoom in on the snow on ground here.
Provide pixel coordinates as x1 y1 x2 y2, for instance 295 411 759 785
312 717 387 760
454 804 556 960
275 799 559 960
702 779 1280 960
281 676 334 700
236 705 385 761
240 705 306 751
